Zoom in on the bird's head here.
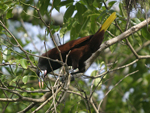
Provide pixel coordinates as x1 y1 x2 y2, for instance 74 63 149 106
36 69 47 88
36 57 48 88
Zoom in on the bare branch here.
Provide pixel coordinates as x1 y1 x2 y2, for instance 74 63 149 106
32 86 62 113
0 85 61 103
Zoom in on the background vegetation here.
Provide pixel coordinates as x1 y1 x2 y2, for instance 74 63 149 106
0 0 150 112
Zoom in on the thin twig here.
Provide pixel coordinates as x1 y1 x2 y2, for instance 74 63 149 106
32 86 62 113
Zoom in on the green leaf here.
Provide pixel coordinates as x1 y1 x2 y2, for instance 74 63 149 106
108 1 117 8
82 0 94 10
134 18 141 24
82 17 90 30
0 24 3 32
40 0 49 15
59 0 74 7
94 77 102 86
81 0 88 6
9 59 20 66
53 0 61 11
11 76 21 83
87 0 94 5
83 9 99 17
14 64 18 75
90 15 97 33
8 59 20 66
142 101 150 113
64 5 75 23
119 2 124 16
3 49 11 61
0 75 5 81
135 34 142 46
3 4 9 12
90 70 102 86
75 2 87 24
93 0 102 8
132 18 141 25
100 61 105 68
6 9 13 19
91 70 98 76
22 92 27 96
5 31 12 37
0 2 3 9
70 21 82 40
20 59 28 69
70 25 78 40
97 10 109 22
109 42 118 53
30 87 35 91
22 76 28 84
12 77 17 83
82 9 92 17
141 26 150 40
96 0 103 2
0 50 2 63
60 26 67 38
51 25 60 34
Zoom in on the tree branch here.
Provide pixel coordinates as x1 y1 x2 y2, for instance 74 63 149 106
85 16 150 71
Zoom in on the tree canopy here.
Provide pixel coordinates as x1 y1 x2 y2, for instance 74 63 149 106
0 0 150 112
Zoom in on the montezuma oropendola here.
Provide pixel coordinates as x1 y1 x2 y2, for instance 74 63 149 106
37 12 116 88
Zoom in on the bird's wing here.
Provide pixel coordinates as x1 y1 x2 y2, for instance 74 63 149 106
71 12 116 49
70 35 92 50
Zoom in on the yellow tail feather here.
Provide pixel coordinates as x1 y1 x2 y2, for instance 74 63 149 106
99 12 116 32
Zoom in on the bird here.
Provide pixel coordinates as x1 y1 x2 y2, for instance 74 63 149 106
36 12 116 88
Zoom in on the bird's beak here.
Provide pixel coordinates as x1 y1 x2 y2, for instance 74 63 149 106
38 70 47 88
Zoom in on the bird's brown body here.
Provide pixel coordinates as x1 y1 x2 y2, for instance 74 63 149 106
37 12 116 88
38 30 104 74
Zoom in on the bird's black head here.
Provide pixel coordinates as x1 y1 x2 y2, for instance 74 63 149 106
36 57 48 88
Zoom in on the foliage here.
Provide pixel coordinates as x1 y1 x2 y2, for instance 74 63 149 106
0 0 150 112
